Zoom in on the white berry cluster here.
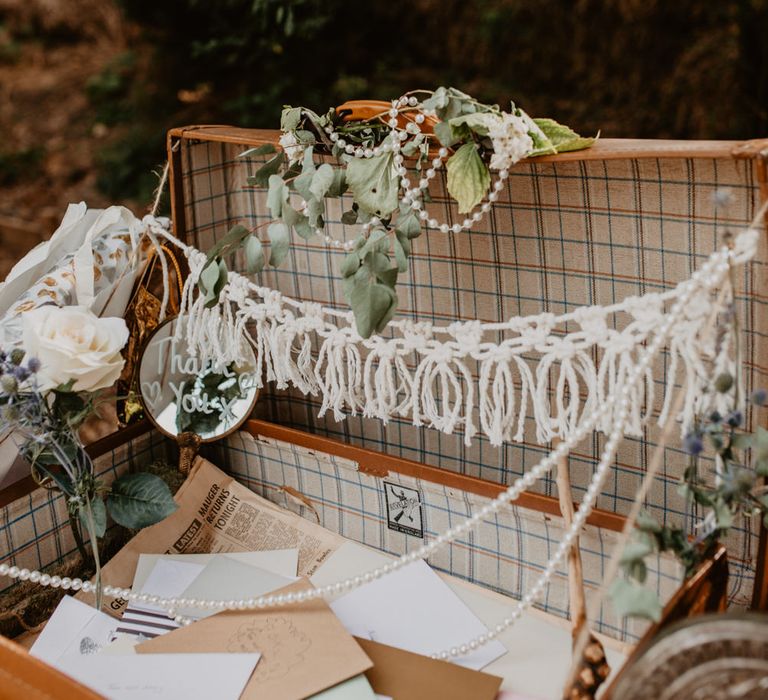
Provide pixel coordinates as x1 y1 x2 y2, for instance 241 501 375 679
482 112 534 171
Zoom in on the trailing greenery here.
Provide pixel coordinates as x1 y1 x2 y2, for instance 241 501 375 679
0 348 177 606
611 378 768 622
197 88 594 338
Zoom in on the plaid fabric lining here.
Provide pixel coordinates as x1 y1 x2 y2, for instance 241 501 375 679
179 138 765 614
0 431 170 594
217 429 682 642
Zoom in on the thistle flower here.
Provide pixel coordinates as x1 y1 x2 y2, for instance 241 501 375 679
752 389 767 406
726 410 743 428
684 431 704 456
27 357 41 374
1 375 18 394
9 349 24 366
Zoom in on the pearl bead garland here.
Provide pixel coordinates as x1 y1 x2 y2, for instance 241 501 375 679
0 251 731 663
320 93 509 242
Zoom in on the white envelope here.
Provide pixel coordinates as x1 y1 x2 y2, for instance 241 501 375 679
31 595 119 664
64 653 260 700
131 549 299 591
178 557 293 619
328 559 507 671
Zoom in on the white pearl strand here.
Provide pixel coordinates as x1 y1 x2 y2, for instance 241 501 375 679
0 254 730 661
322 94 506 240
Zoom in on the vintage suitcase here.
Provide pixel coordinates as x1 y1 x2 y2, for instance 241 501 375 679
162 127 768 640
1 129 766 690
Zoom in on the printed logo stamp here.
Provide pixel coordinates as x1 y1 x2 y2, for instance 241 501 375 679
384 481 423 538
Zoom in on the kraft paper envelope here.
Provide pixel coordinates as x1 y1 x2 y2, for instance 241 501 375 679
356 637 503 700
137 580 372 700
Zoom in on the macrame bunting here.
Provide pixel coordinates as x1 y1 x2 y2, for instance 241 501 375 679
153 222 760 449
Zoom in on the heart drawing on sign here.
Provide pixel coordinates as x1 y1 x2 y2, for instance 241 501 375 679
141 380 162 412
79 636 100 655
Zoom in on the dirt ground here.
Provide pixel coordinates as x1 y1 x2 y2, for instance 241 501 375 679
0 0 137 277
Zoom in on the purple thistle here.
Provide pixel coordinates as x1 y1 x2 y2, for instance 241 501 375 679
27 357 41 374
726 410 743 428
709 410 722 424
752 389 767 406
684 431 704 456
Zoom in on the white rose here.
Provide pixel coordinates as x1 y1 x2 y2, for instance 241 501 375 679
22 306 129 393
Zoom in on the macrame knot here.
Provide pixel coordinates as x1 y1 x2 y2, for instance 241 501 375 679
401 320 433 351
609 329 637 353
448 320 484 355
327 329 349 349
187 250 207 277
303 301 324 319
264 290 284 318
371 339 396 360
487 343 515 362
626 294 663 327
247 301 268 322
518 313 556 348
428 343 454 365
281 313 298 334
551 338 577 360
574 306 609 341
228 274 251 305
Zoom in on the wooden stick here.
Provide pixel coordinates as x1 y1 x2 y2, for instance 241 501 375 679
554 437 587 642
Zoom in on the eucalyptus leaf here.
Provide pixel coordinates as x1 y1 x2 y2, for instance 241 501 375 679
79 497 107 539
394 231 410 272
247 153 285 188
446 143 491 213
295 129 316 146
282 203 303 228
281 106 302 132
636 510 662 534
310 163 335 200
449 112 491 136
306 198 324 228
245 235 265 274
268 221 290 267
238 143 276 159
294 217 314 240
343 254 399 338
753 427 768 475
200 259 227 307
609 578 662 622
713 498 734 529
267 174 288 219
346 152 398 217
327 168 347 197
341 251 361 277
395 207 421 239
620 540 654 565
347 275 397 339
206 224 250 263
433 121 458 148
106 473 178 530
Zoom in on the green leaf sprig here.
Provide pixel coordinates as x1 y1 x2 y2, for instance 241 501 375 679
200 88 596 338
612 376 768 622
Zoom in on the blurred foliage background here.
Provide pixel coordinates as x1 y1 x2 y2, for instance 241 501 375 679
0 0 766 272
